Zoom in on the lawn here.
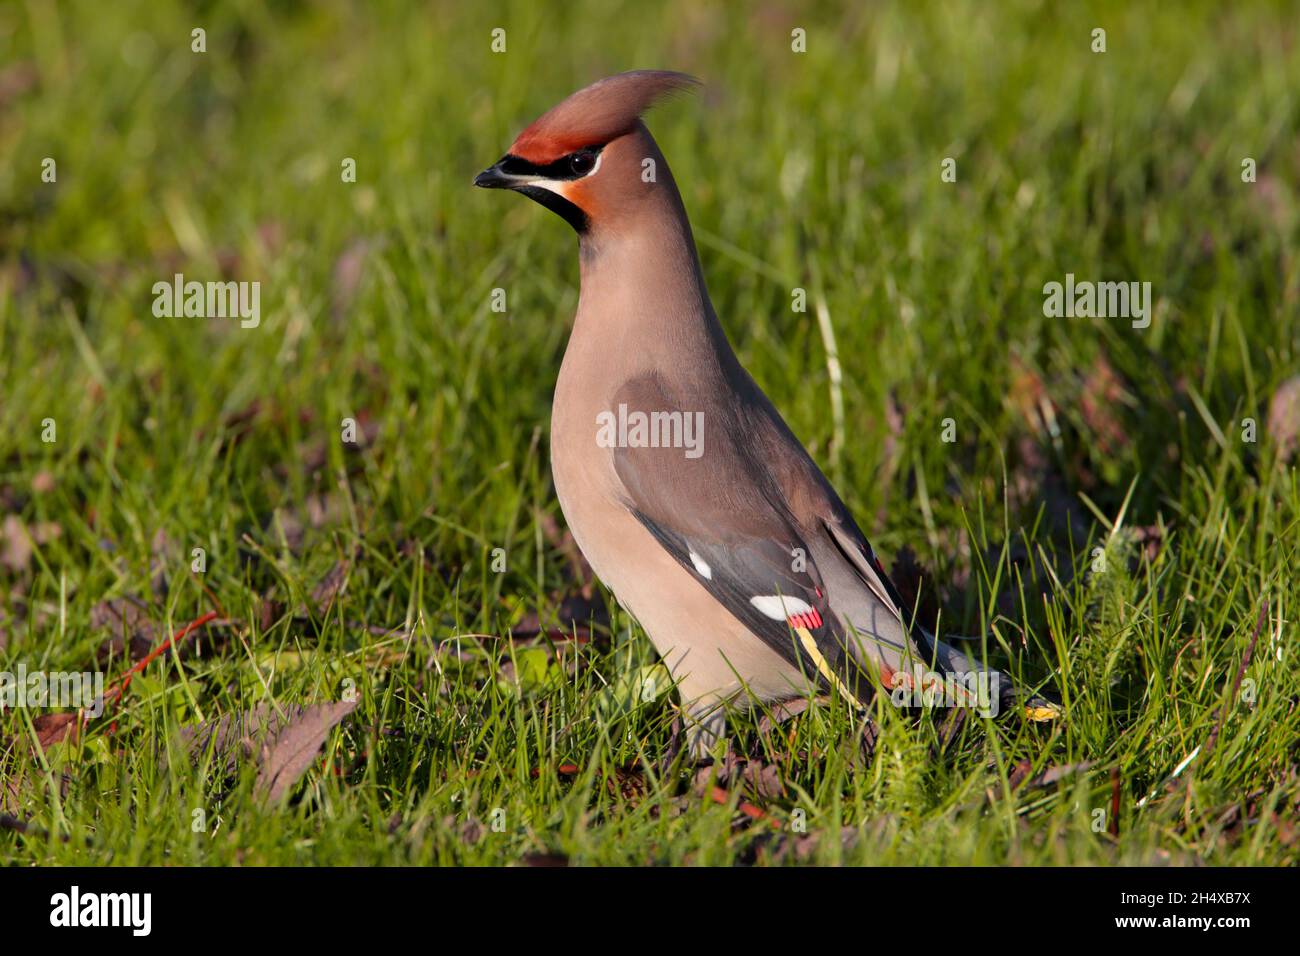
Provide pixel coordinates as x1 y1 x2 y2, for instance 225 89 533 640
1 0 1297 865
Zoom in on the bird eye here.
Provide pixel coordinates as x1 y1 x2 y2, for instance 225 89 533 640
568 151 597 176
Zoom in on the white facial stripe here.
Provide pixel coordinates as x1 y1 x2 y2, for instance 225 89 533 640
522 150 600 194
750 595 814 620
524 179 569 195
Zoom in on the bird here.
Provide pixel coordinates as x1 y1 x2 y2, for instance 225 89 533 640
475 70 1057 760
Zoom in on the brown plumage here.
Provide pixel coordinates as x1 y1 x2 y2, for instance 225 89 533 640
509 71 699 164
476 71 1057 759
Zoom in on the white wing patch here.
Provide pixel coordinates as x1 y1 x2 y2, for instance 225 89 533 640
750 595 814 621
688 551 712 580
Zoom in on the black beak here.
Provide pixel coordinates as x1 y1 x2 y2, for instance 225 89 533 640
474 161 514 189
473 153 591 234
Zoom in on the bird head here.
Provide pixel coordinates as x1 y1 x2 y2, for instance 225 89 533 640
475 70 699 235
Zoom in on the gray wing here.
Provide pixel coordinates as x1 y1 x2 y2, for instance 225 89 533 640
608 371 916 698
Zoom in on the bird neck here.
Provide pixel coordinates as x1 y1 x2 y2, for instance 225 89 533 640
573 172 734 372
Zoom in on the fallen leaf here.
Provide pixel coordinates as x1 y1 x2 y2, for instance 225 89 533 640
257 594 286 632
178 699 358 803
92 595 158 665
738 760 786 800
254 701 359 802
32 712 79 752
1011 760 1096 793
756 695 823 735
308 554 354 614
1007 758 1034 790
692 754 787 802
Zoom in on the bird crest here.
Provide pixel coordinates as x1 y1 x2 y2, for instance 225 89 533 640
509 70 699 164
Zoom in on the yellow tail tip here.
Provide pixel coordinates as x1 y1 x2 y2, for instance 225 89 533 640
1024 702 1062 722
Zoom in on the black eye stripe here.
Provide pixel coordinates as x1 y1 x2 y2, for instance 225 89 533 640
498 147 602 181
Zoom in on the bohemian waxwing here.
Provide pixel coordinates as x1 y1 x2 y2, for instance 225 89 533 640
476 70 1057 759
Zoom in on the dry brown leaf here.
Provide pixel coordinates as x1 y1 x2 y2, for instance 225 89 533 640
738 761 786 800
1011 760 1097 793
32 712 79 751
254 701 358 802
309 558 351 612
179 699 358 803
692 754 787 802
92 595 158 665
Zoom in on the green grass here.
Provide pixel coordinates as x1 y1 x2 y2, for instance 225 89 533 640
1 0 1297 865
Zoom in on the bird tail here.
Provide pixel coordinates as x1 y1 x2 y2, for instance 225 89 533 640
913 627 1061 722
